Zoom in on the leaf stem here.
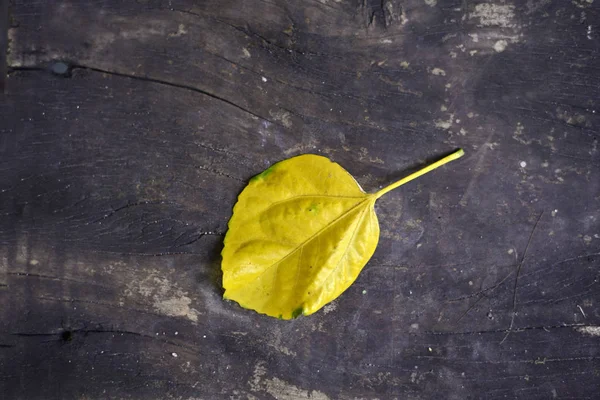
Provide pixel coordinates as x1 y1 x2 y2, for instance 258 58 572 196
374 148 465 199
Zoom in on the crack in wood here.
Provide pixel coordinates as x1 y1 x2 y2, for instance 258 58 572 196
7 272 110 288
89 200 172 225
176 231 225 248
73 64 281 126
9 327 202 354
425 322 587 336
9 64 282 128
193 164 244 182
414 354 600 364
65 249 203 257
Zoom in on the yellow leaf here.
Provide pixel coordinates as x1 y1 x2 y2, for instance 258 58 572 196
222 149 464 319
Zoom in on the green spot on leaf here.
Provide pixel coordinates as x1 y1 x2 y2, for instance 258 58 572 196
250 165 276 182
306 203 320 214
291 307 303 319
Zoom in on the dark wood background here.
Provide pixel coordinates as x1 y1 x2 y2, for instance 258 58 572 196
1 1 599 399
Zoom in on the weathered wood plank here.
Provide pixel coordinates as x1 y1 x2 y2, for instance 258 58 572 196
1 0 599 399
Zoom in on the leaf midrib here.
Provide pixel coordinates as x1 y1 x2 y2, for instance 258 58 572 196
247 195 374 284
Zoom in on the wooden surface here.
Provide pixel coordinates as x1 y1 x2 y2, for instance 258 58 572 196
1 1 599 399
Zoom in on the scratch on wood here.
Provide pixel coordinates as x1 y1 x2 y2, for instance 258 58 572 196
460 132 494 207
446 270 513 302
550 252 600 268
500 211 544 344
454 294 485 324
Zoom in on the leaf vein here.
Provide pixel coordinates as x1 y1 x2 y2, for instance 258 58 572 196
246 197 372 284
311 204 371 298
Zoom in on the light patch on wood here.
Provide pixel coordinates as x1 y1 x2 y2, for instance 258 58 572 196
125 273 199 322
276 346 297 357
576 326 600 336
250 361 330 399
250 361 267 391
400 8 409 25
493 40 508 52
264 378 329 400
358 147 385 164
435 113 454 129
323 301 337 314
0 250 7 286
424 0 437 7
283 137 319 156
470 4 516 28
6 28 22 66
573 0 595 9
154 296 197 321
513 122 557 151
525 0 552 14
120 26 166 40
557 109 587 126
168 24 187 37
269 110 293 128
431 68 446 76
14 235 30 264
378 76 423 97
381 229 402 241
